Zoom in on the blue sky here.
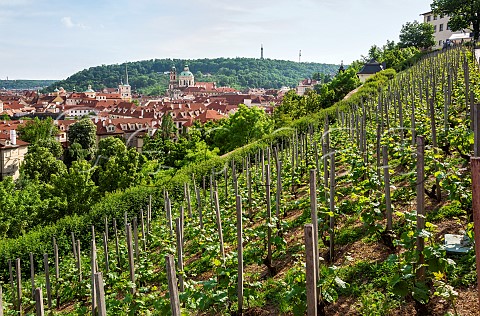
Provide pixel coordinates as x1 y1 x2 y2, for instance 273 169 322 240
0 0 432 79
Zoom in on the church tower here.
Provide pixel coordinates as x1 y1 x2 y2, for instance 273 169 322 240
169 66 178 90
119 64 132 101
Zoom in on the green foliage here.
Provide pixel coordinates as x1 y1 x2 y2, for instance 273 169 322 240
399 21 435 49
427 201 466 222
49 160 99 218
46 58 339 93
364 41 423 71
21 144 67 183
0 80 56 90
160 112 176 140
0 178 42 238
67 118 97 160
274 66 361 128
95 137 147 194
17 117 59 144
212 104 274 153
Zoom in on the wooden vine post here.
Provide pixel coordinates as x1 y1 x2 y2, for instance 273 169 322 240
77 240 82 282
8 260 15 310
91 239 97 315
416 136 426 280
329 153 335 262
309 169 319 283
113 218 120 268
305 224 317 316
43 254 52 310
214 191 226 264
0 285 3 316
54 239 60 308
94 272 107 316
382 146 393 231
474 103 480 157
30 253 35 300
15 258 21 315
34 288 44 316
471 157 480 307
195 186 204 229
236 195 244 315
265 164 273 268
126 223 136 294
175 218 185 292
165 254 181 316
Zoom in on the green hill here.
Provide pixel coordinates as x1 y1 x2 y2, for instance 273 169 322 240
46 58 339 95
0 80 57 90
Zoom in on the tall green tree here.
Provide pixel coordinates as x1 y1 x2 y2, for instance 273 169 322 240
399 21 435 49
95 137 145 193
214 104 273 153
160 112 176 140
432 0 480 41
49 160 99 217
68 118 97 160
0 177 43 238
21 145 67 183
17 117 59 143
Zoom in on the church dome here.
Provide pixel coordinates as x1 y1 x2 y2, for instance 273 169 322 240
179 65 193 77
84 84 95 93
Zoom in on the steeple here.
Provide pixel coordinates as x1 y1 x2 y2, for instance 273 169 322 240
125 63 129 86
338 60 345 73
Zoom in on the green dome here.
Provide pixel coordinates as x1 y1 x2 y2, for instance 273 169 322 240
84 84 95 93
179 70 193 77
179 65 193 77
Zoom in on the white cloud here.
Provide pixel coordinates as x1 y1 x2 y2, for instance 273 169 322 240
61 16 87 29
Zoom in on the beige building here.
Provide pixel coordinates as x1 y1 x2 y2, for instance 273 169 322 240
0 130 28 180
421 12 472 49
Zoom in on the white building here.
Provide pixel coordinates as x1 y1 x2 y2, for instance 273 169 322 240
0 130 28 180
421 11 472 49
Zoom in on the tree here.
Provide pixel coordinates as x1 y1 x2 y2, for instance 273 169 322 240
17 117 59 143
399 21 435 49
68 118 97 160
432 0 480 41
21 145 67 183
273 90 305 127
49 160 99 217
214 104 273 153
160 112 176 140
95 137 145 193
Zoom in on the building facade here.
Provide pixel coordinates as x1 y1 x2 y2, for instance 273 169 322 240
0 131 28 180
421 12 472 49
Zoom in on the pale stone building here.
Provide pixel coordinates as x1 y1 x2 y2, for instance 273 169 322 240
0 130 28 180
421 12 472 49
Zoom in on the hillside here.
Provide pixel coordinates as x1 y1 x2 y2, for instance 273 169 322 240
45 58 339 95
0 80 57 90
1 47 479 315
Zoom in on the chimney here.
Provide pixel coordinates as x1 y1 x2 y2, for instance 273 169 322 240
10 129 16 145
95 117 99 123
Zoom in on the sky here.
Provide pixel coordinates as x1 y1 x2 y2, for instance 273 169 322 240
0 0 433 80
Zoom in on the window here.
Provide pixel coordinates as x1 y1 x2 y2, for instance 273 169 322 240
440 24 444 31
433 25 437 32
434 15 437 20
427 15 431 22
440 14 444 18
447 24 451 30
439 40 442 46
